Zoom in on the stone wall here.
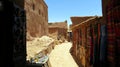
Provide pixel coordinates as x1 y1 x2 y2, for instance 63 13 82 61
25 0 48 38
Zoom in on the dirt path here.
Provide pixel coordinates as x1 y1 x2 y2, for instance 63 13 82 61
48 42 78 67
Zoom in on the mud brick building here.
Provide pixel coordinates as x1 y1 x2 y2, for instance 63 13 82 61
10 0 48 40
48 21 68 40
70 16 103 67
70 0 120 67
25 0 48 40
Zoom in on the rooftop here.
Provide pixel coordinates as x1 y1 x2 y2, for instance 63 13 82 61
70 16 99 25
48 21 68 29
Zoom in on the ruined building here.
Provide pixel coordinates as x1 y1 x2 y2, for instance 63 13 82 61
48 21 68 40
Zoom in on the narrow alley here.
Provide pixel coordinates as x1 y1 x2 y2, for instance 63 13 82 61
1 0 120 67
48 42 78 67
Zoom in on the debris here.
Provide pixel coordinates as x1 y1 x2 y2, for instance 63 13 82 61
27 36 54 60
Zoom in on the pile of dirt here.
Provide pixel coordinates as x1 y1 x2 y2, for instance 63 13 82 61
27 36 54 60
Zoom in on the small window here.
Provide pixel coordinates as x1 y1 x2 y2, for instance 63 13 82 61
39 10 40 15
32 4 35 10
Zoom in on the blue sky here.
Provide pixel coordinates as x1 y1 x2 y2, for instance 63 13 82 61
44 0 102 25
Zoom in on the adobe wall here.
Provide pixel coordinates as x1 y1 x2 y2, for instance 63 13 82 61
25 0 48 38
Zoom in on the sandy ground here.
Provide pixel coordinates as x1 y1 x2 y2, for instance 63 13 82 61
49 42 78 67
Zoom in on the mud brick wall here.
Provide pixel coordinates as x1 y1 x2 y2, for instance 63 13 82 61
25 0 48 38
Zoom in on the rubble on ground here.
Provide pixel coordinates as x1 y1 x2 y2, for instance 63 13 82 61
27 36 54 60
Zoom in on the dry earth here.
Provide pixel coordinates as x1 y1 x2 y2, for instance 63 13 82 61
49 42 78 67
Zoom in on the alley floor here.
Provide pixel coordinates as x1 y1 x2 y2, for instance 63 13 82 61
48 42 78 67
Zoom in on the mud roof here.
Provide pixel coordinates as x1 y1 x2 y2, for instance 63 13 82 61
70 16 99 25
48 21 67 29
